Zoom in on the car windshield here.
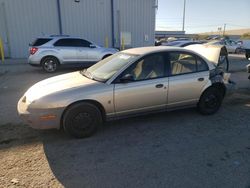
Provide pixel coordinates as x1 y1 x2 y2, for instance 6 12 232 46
81 52 139 82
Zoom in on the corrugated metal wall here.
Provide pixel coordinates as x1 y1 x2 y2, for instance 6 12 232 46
0 0 10 57
1 0 59 58
0 0 156 58
60 0 112 47
59 0 156 48
113 0 156 48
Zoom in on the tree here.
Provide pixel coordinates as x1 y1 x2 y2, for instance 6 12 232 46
195 35 209 40
241 33 250 39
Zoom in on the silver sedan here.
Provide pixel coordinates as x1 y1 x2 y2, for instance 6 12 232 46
18 45 235 138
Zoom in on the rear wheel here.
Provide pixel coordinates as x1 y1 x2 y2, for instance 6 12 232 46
63 102 102 138
42 57 59 73
198 87 223 115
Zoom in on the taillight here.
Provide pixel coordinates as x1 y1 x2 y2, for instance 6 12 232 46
30 47 38 55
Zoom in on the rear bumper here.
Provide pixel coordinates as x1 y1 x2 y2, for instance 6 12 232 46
225 80 236 96
29 63 41 67
222 72 236 96
28 55 42 66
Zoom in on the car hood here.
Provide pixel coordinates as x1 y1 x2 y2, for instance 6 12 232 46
185 44 226 66
25 71 97 103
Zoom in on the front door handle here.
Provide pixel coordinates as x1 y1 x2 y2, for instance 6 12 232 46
198 78 204 82
155 84 164 88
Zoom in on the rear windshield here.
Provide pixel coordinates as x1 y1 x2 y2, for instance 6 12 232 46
31 38 52 46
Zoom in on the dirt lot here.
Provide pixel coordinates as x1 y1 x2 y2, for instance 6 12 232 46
0 55 250 187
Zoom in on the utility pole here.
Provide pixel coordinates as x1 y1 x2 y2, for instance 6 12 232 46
218 27 222 36
223 24 226 36
182 0 186 32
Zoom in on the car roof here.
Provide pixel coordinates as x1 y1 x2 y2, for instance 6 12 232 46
36 35 81 39
162 40 202 47
122 45 224 69
170 40 197 44
34 35 96 45
122 46 186 55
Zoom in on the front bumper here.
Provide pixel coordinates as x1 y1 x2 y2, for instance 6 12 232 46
28 55 42 66
17 97 62 130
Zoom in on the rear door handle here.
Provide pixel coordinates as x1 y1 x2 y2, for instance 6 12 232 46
155 84 164 88
198 78 204 81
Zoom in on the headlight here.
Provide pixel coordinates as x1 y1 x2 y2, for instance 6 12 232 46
26 92 40 103
22 95 36 104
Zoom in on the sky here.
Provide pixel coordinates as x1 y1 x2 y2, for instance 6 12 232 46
155 0 250 34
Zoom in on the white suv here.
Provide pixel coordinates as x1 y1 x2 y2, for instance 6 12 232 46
28 35 119 72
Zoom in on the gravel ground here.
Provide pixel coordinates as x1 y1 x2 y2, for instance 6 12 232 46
0 55 250 187
0 91 250 188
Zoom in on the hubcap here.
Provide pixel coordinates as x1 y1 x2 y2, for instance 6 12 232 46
44 60 56 72
204 94 218 109
72 112 93 131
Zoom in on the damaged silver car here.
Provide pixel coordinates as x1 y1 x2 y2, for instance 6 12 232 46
17 45 235 138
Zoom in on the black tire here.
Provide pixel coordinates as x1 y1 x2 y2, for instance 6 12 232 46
63 102 102 138
41 57 59 73
198 87 223 115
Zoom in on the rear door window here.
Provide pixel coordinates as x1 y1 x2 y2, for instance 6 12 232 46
169 52 208 76
54 39 75 47
78 39 91 47
31 38 52 46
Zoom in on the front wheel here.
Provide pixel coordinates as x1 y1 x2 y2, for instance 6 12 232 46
42 57 59 73
63 102 102 138
197 87 223 115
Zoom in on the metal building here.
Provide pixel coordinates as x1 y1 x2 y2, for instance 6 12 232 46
0 0 157 58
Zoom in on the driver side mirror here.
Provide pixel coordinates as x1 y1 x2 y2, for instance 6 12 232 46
119 74 134 83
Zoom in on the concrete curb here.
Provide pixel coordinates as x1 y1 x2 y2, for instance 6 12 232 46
0 63 27 66
0 59 27 65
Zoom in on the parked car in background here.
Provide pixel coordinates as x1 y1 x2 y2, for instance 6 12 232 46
206 40 241 54
246 41 250 79
161 40 204 47
28 35 119 72
18 45 235 138
247 63 250 77
155 39 162 46
240 40 250 59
